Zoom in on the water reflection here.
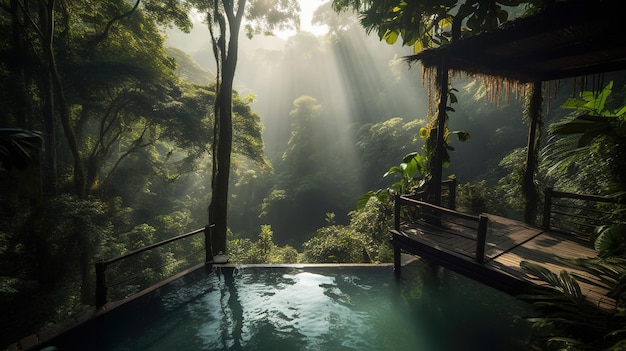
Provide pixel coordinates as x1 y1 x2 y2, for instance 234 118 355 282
79 262 532 351
230 270 373 350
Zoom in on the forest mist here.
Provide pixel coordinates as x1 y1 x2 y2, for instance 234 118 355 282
162 5 533 246
3 1 625 348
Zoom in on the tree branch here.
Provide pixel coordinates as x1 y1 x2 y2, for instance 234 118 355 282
100 126 152 187
92 0 140 45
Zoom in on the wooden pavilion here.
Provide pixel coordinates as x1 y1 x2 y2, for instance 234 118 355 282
407 0 626 83
405 0 625 220
392 0 626 309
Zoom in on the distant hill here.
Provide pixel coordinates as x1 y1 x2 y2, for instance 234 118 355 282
166 47 214 85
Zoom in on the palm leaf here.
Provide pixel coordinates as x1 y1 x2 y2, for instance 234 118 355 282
558 256 626 303
0 129 42 170
521 261 583 301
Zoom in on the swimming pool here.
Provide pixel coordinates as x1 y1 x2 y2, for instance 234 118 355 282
36 260 533 350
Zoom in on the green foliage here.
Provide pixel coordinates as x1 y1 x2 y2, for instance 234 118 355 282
154 210 193 234
348 196 395 262
1 0 301 345
364 93 468 206
558 81 625 118
244 0 301 38
332 0 530 52
544 81 626 196
260 95 361 242
188 0 301 256
232 91 273 172
356 117 426 190
228 225 298 264
496 148 527 215
515 81 626 351
45 194 112 264
303 196 394 263
334 0 454 51
302 225 366 263
521 258 626 351
519 214 626 350
593 224 626 259
456 180 506 216
383 151 428 195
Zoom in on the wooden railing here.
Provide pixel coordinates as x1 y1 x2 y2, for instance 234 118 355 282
95 224 214 307
408 176 458 210
394 195 489 263
442 177 458 210
542 188 623 241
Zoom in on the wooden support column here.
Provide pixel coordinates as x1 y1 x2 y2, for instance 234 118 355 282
431 57 450 206
475 215 489 263
523 81 543 225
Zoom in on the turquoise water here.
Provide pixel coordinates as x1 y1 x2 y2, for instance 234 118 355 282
43 261 533 350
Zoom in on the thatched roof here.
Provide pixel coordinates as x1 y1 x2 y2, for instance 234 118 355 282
405 0 626 83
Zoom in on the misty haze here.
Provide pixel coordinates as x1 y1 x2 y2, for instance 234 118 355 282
2 1 625 350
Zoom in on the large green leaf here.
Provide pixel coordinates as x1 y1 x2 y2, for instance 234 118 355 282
520 261 583 301
0 129 42 171
594 224 626 258
550 115 608 135
383 29 399 44
450 130 470 142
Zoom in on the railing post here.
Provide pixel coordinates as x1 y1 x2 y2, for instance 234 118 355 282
542 187 553 230
205 224 214 263
394 194 401 231
448 177 457 210
393 237 401 276
95 261 107 307
475 215 488 263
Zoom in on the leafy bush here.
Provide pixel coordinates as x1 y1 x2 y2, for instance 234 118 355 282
302 225 367 263
457 180 507 216
228 225 299 264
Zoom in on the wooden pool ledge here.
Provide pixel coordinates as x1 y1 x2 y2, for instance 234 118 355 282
391 201 615 311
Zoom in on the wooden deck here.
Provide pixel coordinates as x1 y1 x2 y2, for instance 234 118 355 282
391 209 615 310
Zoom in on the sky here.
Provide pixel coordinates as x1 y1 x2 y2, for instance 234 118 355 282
275 0 329 39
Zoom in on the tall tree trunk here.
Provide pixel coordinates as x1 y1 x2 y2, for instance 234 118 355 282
523 81 543 224
39 0 89 302
210 76 234 255
208 0 245 256
10 0 33 129
41 66 58 193
40 0 86 197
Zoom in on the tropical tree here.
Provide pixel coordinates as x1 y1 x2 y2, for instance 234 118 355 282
355 117 425 190
302 196 395 263
332 0 530 50
227 225 299 263
63 12 201 193
0 0 192 196
185 0 300 255
259 96 359 244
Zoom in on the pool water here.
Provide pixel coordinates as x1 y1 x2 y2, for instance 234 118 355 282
42 261 534 350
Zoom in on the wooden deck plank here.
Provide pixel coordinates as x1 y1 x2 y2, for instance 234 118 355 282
393 215 616 310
